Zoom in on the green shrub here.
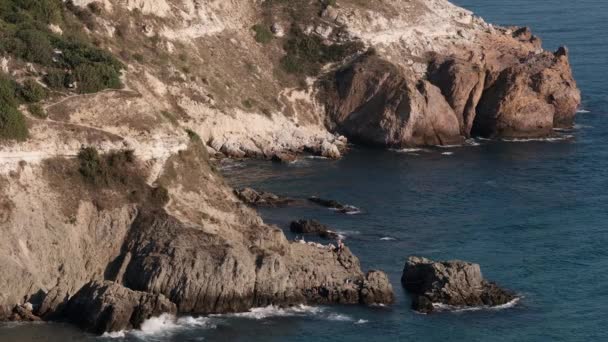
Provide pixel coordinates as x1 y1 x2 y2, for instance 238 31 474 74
28 103 47 118
78 146 103 183
0 74 18 107
17 80 48 102
252 24 273 44
74 63 121 93
43 69 68 89
185 128 200 142
280 27 363 76
14 28 54 64
0 101 28 141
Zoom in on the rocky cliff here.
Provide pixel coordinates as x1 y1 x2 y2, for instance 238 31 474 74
0 0 579 334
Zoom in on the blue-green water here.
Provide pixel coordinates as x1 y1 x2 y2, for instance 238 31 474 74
2 1 607 341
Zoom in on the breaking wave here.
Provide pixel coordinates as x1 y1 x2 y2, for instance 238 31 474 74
101 314 216 339
502 135 573 143
380 237 396 241
576 109 590 113
431 297 521 313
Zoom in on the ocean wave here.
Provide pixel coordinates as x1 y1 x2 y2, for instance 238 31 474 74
212 304 324 320
576 109 590 113
380 237 396 241
305 156 330 160
354 319 369 324
431 297 521 313
329 205 361 215
441 152 454 156
101 314 216 340
502 135 573 143
391 148 424 153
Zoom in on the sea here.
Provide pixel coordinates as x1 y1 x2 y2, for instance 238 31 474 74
1 0 606 341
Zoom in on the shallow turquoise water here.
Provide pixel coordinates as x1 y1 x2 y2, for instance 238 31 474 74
2 0 607 341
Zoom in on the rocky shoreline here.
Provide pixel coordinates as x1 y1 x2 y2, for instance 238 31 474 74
0 0 577 335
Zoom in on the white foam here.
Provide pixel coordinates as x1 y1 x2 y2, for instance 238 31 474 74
306 156 330 160
502 135 573 143
100 314 216 339
326 313 353 322
380 237 396 241
576 109 590 113
431 297 521 313
354 319 369 324
214 304 323 320
441 152 454 156
391 148 423 153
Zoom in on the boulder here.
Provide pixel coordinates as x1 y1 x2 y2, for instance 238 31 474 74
235 187 293 206
401 256 515 313
9 304 41 322
271 152 297 163
290 220 339 239
360 271 395 305
474 47 581 137
64 281 177 335
308 196 360 214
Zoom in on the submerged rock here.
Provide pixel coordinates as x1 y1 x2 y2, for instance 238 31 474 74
401 256 515 313
308 196 360 214
235 187 293 206
64 281 177 335
290 220 339 239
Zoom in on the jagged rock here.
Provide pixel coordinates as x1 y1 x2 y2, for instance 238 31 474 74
114 209 394 314
324 54 464 147
271 152 297 163
475 47 580 137
64 281 177 335
308 196 360 214
235 187 293 206
401 256 515 313
360 271 395 305
428 57 486 137
9 304 41 322
290 220 339 239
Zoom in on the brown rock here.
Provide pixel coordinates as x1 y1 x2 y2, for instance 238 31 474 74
65 281 177 335
475 47 581 137
401 256 515 313
324 53 464 147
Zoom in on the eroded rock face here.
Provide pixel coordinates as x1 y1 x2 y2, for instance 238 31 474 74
64 281 177 334
324 54 464 147
401 256 515 313
474 47 581 137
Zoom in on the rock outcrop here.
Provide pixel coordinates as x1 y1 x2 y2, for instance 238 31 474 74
64 281 177 334
290 220 339 239
234 188 293 207
401 257 515 313
308 197 360 214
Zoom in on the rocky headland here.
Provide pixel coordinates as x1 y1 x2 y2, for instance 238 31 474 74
0 0 578 334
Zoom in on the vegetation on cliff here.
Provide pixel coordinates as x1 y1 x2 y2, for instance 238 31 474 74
0 0 124 140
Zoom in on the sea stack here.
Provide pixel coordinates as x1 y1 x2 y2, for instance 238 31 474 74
401 257 515 313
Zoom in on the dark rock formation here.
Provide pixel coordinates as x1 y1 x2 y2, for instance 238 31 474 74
235 187 293 206
64 281 177 335
308 196 360 214
401 256 515 313
9 304 41 322
290 220 339 239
